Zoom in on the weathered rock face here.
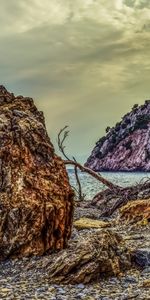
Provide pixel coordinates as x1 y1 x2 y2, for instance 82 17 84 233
45 230 131 284
119 199 150 225
74 217 111 230
0 85 74 260
85 101 150 171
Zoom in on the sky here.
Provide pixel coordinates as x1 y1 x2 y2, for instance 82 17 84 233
0 0 150 163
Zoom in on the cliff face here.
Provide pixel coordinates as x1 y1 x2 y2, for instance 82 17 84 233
85 101 150 171
0 86 74 260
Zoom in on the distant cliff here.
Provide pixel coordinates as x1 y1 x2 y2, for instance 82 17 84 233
85 101 150 171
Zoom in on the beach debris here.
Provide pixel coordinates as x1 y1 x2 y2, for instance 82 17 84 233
91 181 150 217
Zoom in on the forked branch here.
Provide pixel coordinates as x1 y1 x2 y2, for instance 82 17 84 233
57 126 121 196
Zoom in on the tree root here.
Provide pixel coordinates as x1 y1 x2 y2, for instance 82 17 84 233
90 179 150 217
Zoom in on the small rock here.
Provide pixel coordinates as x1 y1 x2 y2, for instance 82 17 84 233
57 287 66 294
133 248 150 267
76 284 85 289
74 218 110 230
124 275 137 283
142 280 150 288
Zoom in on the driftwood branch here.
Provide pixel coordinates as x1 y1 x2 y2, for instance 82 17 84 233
57 126 70 160
90 178 150 216
57 127 121 198
64 160 120 190
74 165 86 201
57 126 86 200
57 126 149 216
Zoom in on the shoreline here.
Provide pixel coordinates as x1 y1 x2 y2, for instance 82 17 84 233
0 204 149 300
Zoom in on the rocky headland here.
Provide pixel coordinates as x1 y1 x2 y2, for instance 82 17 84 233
85 101 150 171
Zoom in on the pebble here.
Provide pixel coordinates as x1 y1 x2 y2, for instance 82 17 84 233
77 284 85 289
133 248 150 267
57 287 66 294
123 275 137 283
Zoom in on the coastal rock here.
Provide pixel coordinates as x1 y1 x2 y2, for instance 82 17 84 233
118 199 150 225
0 85 74 260
74 217 110 230
85 100 150 171
45 230 131 284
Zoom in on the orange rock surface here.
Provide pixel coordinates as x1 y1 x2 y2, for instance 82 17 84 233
119 199 150 224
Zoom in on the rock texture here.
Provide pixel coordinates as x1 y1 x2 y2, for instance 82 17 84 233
133 248 150 267
74 217 110 230
86 101 150 171
118 199 150 225
0 85 74 261
45 230 131 284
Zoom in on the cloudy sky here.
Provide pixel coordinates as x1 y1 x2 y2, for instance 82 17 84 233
0 0 150 163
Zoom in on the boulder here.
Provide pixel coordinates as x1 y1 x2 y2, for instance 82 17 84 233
37 230 131 284
0 86 74 260
118 199 150 225
74 217 110 230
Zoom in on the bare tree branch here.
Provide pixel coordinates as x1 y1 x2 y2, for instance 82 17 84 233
74 165 86 201
64 159 120 190
57 127 121 199
57 126 70 160
57 126 86 200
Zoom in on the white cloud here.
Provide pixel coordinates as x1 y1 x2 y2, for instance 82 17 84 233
0 0 150 36
0 0 150 162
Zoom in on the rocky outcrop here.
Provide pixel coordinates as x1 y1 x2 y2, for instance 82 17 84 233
0 85 74 261
86 101 150 171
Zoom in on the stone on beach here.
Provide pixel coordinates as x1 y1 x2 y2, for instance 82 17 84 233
46 230 131 284
74 217 111 230
132 248 150 267
118 199 150 224
0 85 74 260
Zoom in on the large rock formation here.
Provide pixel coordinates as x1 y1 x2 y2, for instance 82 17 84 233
0 85 74 260
86 101 150 171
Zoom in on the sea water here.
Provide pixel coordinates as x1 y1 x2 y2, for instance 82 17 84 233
67 169 150 199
